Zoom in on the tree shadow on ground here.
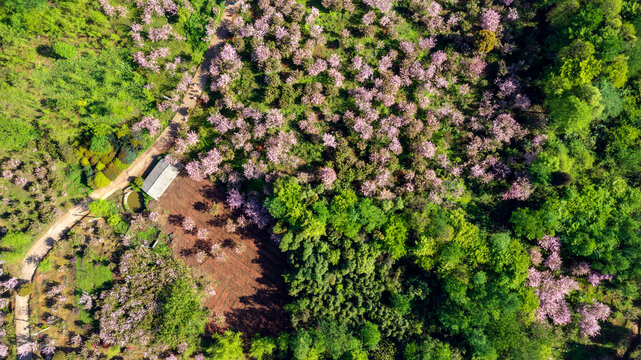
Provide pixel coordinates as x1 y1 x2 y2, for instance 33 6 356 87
218 234 290 338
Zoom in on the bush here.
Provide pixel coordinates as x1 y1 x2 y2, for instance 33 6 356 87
113 158 128 170
106 345 121 359
52 41 77 59
90 135 112 155
89 199 118 217
0 232 32 254
118 147 137 164
0 117 37 151
100 151 116 165
93 171 111 188
103 163 121 181
17 282 33 296
475 30 498 53
76 257 114 294
134 176 144 188
37 258 54 273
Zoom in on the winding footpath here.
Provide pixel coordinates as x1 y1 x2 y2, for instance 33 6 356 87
14 8 234 358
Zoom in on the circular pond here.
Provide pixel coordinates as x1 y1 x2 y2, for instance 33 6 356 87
125 191 145 212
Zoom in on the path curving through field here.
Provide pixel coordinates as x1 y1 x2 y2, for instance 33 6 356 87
14 8 234 358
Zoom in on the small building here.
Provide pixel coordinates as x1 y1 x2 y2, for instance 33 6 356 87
142 158 180 200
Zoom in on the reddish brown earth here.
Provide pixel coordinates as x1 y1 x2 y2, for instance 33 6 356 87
156 175 290 336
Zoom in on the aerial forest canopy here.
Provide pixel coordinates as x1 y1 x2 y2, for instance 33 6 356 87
0 0 641 358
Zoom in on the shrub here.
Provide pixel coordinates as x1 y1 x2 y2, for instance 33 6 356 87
100 151 116 165
0 117 37 151
475 30 498 53
118 147 137 164
106 345 121 359
103 163 121 180
18 282 33 296
93 171 111 188
90 135 112 155
113 158 128 170
76 257 114 294
0 232 32 254
37 258 54 273
53 41 77 59
89 199 117 217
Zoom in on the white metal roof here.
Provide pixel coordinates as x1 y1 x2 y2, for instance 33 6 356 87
142 158 180 200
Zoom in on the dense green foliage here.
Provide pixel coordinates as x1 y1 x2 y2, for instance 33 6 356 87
158 279 208 347
0 0 219 275
4 0 641 357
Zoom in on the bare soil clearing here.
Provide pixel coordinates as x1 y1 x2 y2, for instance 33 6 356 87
156 175 290 336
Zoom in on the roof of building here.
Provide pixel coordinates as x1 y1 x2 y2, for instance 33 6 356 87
142 158 180 200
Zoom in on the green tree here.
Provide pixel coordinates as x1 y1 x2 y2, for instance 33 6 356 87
249 336 277 360
158 279 208 347
382 215 408 259
266 177 306 224
206 331 245 360
548 95 593 134
360 321 381 349
90 135 112 155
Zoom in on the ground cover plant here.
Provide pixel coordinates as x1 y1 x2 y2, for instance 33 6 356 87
3 0 641 358
26 197 216 359
0 0 222 272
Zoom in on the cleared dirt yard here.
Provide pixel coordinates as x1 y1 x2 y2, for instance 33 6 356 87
155 175 290 336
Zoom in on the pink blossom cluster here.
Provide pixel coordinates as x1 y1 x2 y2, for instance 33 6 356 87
147 24 177 42
180 0 536 210
578 302 611 337
78 292 94 310
502 177 533 201
98 0 127 17
133 48 171 72
186 149 223 181
132 115 161 136
181 216 195 232
209 44 243 91
164 56 182 74
318 167 337 187
98 0 115 16
0 262 10 358
481 9 501 32
135 0 177 24
527 268 578 325
203 18 217 42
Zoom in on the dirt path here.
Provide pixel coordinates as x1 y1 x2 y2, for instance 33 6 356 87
14 8 234 357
